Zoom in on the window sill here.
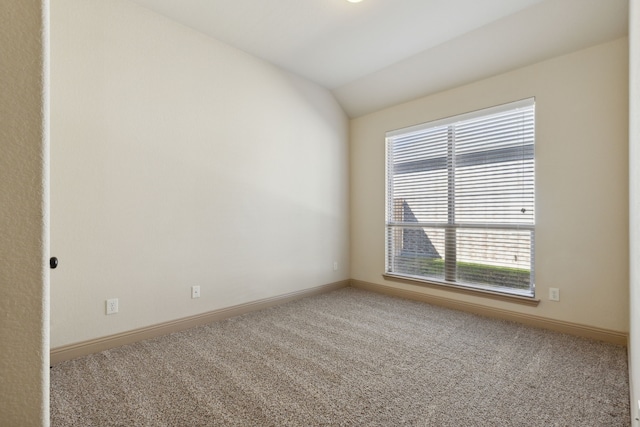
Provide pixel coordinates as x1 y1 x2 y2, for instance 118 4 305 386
382 273 540 307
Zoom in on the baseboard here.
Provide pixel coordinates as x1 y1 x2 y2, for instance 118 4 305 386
50 280 350 365
51 277 626 365
350 279 628 346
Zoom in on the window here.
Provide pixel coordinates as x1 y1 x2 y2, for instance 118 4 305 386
385 98 535 297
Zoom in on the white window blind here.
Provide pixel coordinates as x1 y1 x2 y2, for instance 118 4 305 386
385 98 535 296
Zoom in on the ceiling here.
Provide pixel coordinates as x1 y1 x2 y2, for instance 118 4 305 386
130 0 629 117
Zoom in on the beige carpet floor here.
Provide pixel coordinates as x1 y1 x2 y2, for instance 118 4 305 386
50 287 630 426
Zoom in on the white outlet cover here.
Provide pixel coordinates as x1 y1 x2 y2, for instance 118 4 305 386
106 298 118 315
191 286 201 299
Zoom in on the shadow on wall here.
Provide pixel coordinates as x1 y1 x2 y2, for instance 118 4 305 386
398 200 441 260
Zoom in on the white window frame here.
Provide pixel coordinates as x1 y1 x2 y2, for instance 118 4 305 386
385 98 535 297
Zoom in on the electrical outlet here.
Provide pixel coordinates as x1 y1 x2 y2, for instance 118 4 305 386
106 298 118 315
191 285 201 299
549 288 560 302
333 261 338 271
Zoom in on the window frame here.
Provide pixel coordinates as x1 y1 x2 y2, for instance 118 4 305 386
384 98 536 299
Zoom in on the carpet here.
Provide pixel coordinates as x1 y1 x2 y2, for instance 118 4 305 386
50 287 630 426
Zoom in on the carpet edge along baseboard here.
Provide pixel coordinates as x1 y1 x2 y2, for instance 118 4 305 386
350 279 628 346
50 280 350 365
51 278 626 365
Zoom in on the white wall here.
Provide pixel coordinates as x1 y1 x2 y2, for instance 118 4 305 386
0 1 49 425
351 38 629 332
629 0 640 423
50 0 349 348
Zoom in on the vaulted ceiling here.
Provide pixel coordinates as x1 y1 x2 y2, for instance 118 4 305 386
130 0 628 117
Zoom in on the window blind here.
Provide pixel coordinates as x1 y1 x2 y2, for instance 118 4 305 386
385 98 535 296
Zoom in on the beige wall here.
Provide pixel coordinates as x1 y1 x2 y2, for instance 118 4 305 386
0 1 50 425
351 38 629 332
629 0 640 422
50 0 349 348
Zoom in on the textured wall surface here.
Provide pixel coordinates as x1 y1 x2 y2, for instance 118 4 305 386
629 0 639 423
351 38 629 332
0 1 49 425
50 0 349 348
